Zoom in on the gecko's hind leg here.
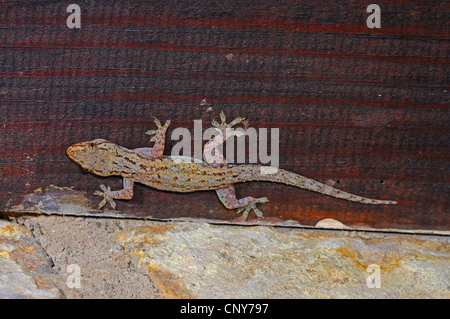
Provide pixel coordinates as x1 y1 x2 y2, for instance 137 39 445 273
204 111 249 168
134 117 171 158
216 185 268 220
94 178 134 209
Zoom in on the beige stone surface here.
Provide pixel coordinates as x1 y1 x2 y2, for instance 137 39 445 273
117 223 450 298
1 215 448 299
17 216 159 299
0 220 63 298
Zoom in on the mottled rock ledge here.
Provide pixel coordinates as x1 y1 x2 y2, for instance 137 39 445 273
117 222 450 298
0 220 63 298
1 216 449 299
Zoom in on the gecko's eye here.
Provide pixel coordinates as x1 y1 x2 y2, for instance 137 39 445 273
90 142 96 149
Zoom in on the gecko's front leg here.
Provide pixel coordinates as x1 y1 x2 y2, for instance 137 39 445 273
134 117 171 158
94 178 134 209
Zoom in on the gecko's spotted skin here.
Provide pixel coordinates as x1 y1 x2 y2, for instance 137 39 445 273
67 113 397 219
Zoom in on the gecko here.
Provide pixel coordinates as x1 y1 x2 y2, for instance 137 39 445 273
66 112 397 219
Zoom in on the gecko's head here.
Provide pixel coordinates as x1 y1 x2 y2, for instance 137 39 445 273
67 139 119 176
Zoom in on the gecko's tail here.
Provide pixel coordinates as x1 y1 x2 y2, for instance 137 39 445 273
234 165 397 205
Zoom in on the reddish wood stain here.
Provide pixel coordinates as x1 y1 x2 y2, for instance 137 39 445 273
0 0 448 231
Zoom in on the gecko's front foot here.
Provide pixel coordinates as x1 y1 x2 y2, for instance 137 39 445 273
94 184 117 209
146 118 171 142
236 197 269 220
212 111 249 132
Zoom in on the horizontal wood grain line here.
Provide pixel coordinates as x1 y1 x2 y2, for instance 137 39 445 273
1 69 446 89
1 14 448 38
0 101 446 115
89 16 450 38
89 92 450 110
2 41 448 66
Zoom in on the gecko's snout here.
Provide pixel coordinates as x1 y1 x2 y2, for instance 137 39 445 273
66 144 75 158
66 143 84 163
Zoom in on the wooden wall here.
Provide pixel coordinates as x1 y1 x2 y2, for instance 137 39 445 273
1 0 448 231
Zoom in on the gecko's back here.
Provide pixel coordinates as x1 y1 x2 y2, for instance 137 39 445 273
134 155 242 192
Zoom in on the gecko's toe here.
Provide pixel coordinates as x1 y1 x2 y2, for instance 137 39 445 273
94 185 116 209
236 207 251 220
256 197 269 204
97 197 107 209
228 116 246 128
163 119 171 128
251 205 264 218
153 117 162 128
220 111 226 123
107 198 117 210
236 202 265 220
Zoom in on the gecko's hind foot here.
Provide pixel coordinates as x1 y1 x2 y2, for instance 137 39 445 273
94 184 117 209
236 197 269 220
212 111 249 132
146 118 171 142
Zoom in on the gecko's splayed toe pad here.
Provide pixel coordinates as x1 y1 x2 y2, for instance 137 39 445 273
212 111 248 131
146 118 171 139
236 201 267 220
94 184 117 209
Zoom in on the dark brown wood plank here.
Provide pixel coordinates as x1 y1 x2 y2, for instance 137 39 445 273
1 0 448 231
